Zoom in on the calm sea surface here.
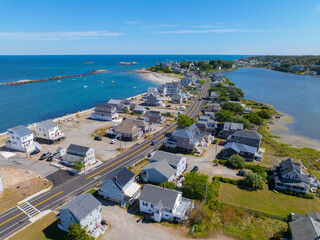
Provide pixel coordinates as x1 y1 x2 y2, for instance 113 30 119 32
224 67 320 141
0 55 242 132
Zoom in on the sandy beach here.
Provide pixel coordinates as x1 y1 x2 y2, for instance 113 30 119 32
269 113 320 151
127 68 181 85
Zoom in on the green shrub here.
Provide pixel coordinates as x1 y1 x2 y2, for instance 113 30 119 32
241 172 264 190
228 155 246 169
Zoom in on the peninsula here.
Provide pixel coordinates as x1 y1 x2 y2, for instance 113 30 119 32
0 69 111 86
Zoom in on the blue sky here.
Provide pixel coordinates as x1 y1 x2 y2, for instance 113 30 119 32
1 0 320 55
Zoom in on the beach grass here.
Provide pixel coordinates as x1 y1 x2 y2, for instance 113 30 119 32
218 182 320 218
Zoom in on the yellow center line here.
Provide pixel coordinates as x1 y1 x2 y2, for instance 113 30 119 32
87 82 208 180
34 191 63 207
0 191 63 226
0 212 24 226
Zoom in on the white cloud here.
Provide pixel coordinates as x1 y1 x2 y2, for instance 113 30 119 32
124 20 139 24
315 5 320 11
154 28 245 34
0 31 124 40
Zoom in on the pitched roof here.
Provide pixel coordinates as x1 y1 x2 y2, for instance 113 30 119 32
67 144 90 156
172 129 194 139
108 99 122 105
9 126 32 136
60 194 100 221
95 103 115 110
115 118 148 134
146 110 161 117
233 130 262 140
224 122 244 131
223 142 257 154
37 119 58 129
307 212 320 222
104 167 135 188
279 158 301 175
289 216 320 240
140 184 180 209
151 151 184 168
142 159 176 179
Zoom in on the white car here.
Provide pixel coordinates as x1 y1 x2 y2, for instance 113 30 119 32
110 139 118 144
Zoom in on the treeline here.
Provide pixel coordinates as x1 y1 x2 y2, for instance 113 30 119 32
146 65 179 73
180 59 234 72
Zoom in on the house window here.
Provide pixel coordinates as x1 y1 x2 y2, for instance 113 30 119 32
142 202 148 206
151 204 154 209
155 210 159 214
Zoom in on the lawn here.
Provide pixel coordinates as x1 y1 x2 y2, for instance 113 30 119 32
129 158 150 175
8 212 65 240
219 182 320 218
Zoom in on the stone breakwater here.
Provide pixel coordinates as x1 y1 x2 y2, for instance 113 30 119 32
0 70 111 86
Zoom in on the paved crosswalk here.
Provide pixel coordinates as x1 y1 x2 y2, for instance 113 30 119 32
17 202 40 218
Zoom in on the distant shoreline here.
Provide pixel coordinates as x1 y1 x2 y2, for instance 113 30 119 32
0 69 111 86
127 68 181 85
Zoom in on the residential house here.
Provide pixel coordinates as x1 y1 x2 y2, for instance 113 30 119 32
57 194 104 237
203 111 215 119
218 122 244 139
180 76 195 87
98 167 141 207
133 106 147 115
273 158 320 193
61 144 95 167
144 110 165 124
171 94 182 104
139 184 193 222
141 151 186 184
165 129 200 152
145 93 162 106
227 130 262 149
157 85 167 96
206 103 220 112
35 119 64 142
187 124 214 146
291 65 305 72
165 82 182 96
91 103 118 121
222 142 261 161
209 91 220 101
289 212 320 240
196 116 216 133
5 126 41 153
147 87 159 96
108 99 131 113
107 118 150 141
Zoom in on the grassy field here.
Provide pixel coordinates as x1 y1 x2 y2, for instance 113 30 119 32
9 212 65 240
129 158 150 175
219 182 320 218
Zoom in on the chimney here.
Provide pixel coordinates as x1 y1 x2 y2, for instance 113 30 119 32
115 176 118 181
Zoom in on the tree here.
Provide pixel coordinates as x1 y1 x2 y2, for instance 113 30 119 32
66 223 94 240
229 87 244 101
215 110 234 122
159 181 177 190
242 172 264 190
73 159 85 171
177 115 196 128
244 112 263 125
221 102 244 114
257 109 272 119
181 172 209 201
233 115 251 129
228 155 246 169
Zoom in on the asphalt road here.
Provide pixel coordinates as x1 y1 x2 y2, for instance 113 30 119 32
0 80 209 239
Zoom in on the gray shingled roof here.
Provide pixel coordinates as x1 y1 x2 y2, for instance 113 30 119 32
307 212 320 222
67 144 90 156
233 130 262 140
140 184 180 209
223 142 257 154
172 129 194 139
60 194 100 221
289 216 320 240
9 126 32 137
224 122 243 131
151 151 183 168
108 99 122 105
37 119 57 129
142 159 176 179
280 158 301 175
104 167 135 188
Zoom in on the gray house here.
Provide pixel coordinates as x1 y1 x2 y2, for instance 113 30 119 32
165 129 200 152
227 130 262 149
61 144 95 168
222 142 261 161
289 212 320 240
171 94 182 104
98 167 141 207
218 122 244 139
165 82 182 95
273 158 320 193
145 93 162 106
206 103 220 112
141 151 186 184
91 103 118 121
57 194 104 237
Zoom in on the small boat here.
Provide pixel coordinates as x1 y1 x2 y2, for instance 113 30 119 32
133 86 136 89
83 85 87 88
57 80 61 83
112 81 114 83
101 81 104 83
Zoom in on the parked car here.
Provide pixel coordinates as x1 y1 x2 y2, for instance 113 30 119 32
218 141 225 146
165 132 172 138
166 105 171 108
30 149 40 156
46 156 53 162
191 166 199 173
39 151 51 160
147 153 152 158
212 139 217 144
238 170 247 176
151 140 158 146
94 136 102 141
110 139 117 144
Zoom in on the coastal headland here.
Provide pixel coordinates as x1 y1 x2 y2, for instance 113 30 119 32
126 68 182 84
0 69 111 86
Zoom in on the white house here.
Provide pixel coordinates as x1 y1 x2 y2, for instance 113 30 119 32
98 167 141 207
5 126 41 153
57 194 105 238
139 184 193 222
91 103 118 121
141 151 186 184
35 119 64 142
61 144 95 167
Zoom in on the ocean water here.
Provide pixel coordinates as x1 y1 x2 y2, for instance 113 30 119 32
0 55 243 132
224 67 320 141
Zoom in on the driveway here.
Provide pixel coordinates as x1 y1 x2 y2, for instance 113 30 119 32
100 199 233 240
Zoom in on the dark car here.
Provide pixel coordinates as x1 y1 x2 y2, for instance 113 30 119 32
30 149 40 156
94 136 102 141
39 151 51 160
218 141 225 146
191 166 199 173
151 140 158 146
165 132 172 138
238 170 247 177
147 153 152 158
212 140 217 144
46 156 53 162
